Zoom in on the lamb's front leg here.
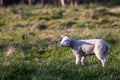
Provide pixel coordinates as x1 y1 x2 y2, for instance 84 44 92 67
81 56 86 65
75 54 81 65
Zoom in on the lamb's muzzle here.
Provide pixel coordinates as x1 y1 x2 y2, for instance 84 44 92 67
59 35 109 67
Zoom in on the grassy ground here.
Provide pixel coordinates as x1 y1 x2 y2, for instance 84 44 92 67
0 4 120 80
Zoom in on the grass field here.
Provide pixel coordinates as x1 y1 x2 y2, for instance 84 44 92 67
0 4 120 80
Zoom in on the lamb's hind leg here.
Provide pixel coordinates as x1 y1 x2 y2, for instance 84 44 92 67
103 52 108 67
95 52 107 67
95 48 108 67
101 56 107 67
104 49 108 66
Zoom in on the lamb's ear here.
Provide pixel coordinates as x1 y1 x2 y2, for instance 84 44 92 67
68 36 72 39
59 35 63 42
61 35 64 38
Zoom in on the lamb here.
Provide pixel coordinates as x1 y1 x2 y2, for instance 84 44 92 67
59 35 109 67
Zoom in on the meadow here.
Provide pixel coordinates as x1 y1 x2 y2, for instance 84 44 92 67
0 4 120 80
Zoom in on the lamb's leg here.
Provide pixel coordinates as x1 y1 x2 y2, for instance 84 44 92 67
101 57 108 67
81 56 86 65
95 44 109 67
95 52 107 67
103 56 108 67
103 50 108 66
75 55 81 65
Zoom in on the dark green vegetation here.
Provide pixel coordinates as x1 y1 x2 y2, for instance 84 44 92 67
0 4 120 80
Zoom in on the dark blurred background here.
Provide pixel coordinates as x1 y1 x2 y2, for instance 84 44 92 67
0 0 120 6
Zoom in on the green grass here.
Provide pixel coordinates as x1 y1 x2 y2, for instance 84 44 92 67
0 4 120 80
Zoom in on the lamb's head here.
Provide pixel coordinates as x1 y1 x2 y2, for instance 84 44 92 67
59 35 71 47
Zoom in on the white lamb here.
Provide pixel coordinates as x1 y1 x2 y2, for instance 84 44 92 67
59 35 109 67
